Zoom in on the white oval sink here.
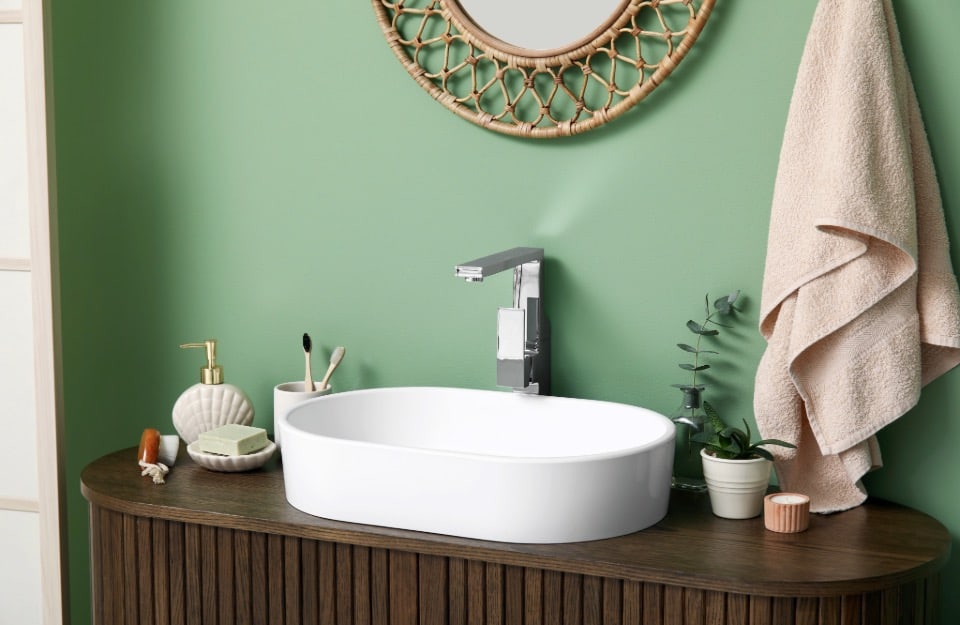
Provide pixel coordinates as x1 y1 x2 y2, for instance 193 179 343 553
279 387 675 543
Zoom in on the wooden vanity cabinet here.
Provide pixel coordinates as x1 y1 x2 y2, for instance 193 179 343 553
82 449 950 625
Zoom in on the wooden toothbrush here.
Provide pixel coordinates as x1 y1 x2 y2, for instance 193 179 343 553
303 333 315 391
319 346 345 390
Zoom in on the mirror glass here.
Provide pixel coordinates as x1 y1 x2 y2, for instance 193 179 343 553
454 0 627 52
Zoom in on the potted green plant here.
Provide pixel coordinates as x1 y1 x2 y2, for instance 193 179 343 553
670 291 741 491
693 403 796 519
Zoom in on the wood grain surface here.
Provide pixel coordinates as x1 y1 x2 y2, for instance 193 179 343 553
83 448 950 624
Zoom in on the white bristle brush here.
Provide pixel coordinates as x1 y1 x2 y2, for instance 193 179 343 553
302 333 315 392
318 346 345 390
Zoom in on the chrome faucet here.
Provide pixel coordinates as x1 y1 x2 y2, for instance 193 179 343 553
455 247 550 395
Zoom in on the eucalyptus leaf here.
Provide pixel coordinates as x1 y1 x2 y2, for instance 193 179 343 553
677 343 718 354
686 320 719 336
679 364 710 371
713 291 741 315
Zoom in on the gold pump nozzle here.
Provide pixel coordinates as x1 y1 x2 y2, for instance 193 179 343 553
180 339 224 384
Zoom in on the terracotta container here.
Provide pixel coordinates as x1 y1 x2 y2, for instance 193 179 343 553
764 492 811 533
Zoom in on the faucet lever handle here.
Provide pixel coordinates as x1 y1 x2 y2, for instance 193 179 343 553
497 307 531 389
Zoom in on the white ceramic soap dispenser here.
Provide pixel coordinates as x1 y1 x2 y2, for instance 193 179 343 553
172 339 255 444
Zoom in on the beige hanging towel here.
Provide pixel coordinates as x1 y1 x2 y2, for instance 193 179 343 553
754 0 960 513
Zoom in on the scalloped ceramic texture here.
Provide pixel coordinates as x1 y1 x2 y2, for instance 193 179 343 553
172 384 255 444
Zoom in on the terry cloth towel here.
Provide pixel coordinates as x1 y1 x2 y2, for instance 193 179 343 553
754 0 960 513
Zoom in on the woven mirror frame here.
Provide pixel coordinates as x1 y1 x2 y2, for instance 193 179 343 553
372 0 717 138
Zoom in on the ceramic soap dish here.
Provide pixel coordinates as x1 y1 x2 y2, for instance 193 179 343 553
187 441 276 472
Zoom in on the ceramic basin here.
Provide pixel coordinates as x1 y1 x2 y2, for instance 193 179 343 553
279 387 675 543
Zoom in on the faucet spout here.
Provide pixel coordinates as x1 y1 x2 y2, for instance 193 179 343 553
454 247 544 283
455 247 550 395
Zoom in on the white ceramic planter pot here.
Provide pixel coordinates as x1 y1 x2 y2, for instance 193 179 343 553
700 449 772 519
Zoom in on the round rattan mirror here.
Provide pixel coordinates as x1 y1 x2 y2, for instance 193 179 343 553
372 0 717 138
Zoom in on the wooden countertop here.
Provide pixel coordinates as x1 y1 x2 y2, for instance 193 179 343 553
81 447 951 598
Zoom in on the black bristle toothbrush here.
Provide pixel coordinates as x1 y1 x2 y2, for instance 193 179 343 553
303 333 315 391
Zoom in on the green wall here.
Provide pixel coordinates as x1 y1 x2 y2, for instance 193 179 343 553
51 0 959 622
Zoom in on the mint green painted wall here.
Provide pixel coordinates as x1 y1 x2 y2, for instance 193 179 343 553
51 1 958 622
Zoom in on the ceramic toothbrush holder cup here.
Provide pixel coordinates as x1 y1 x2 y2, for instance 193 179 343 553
273 381 331 449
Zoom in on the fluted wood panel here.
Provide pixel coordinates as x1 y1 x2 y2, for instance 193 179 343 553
89 505 939 625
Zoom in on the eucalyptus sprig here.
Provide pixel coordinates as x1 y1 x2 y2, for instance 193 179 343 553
674 290 741 390
692 401 796 460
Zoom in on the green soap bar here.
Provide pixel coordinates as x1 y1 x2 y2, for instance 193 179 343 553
198 424 268 456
